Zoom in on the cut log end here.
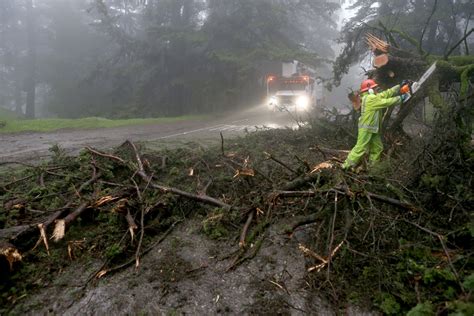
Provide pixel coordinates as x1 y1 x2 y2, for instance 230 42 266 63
0 241 22 271
373 54 389 68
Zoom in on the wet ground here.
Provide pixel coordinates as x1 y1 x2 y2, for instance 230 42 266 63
2 107 377 315
0 106 301 163
11 218 344 315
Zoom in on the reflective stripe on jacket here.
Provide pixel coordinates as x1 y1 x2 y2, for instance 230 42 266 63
359 85 402 133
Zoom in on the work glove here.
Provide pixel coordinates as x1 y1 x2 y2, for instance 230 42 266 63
400 93 410 103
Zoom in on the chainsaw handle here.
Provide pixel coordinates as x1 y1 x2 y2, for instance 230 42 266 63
400 80 415 94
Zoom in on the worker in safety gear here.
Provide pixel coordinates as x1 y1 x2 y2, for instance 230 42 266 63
342 79 410 170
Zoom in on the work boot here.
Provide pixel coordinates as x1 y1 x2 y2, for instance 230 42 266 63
341 162 355 172
341 161 352 170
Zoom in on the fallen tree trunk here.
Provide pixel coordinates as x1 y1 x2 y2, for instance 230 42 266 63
0 224 36 242
364 33 474 138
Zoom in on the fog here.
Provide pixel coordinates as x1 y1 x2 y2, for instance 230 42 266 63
324 0 362 110
0 2 473 313
0 0 472 120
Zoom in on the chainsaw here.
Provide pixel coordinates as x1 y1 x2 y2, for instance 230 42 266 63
400 62 437 103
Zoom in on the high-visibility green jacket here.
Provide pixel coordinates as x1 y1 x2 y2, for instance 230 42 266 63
359 85 402 133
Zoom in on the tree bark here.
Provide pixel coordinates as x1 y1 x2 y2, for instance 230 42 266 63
425 20 438 54
25 0 36 119
14 70 23 115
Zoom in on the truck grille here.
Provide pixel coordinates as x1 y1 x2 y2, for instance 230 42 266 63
277 96 296 105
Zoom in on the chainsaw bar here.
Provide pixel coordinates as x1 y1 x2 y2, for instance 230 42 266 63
411 62 437 94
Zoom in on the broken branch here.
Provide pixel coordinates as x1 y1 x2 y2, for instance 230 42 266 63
125 140 231 209
264 151 297 174
239 210 255 248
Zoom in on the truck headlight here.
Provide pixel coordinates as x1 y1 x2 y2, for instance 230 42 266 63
296 96 309 110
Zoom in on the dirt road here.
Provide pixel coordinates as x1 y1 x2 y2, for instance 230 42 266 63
0 106 300 163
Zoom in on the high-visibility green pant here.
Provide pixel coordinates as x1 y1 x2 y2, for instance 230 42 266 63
343 129 383 169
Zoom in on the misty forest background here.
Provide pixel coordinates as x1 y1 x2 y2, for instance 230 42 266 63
0 0 472 119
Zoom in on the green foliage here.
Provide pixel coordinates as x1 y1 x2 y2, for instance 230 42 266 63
462 273 474 291
202 209 229 240
105 244 123 260
420 174 444 189
422 267 455 284
49 144 67 162
0 116 205 134
376 293 401 315
460 65 474 97
368 158 393 176
447 55 474 67
407 302 435 316
447 300 474 316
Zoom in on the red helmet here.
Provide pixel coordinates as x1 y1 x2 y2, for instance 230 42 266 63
360 79 378 93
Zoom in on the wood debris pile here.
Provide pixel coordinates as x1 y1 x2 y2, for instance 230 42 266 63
0 111 472 313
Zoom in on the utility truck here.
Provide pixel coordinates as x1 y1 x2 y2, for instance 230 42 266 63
266 61 317 112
